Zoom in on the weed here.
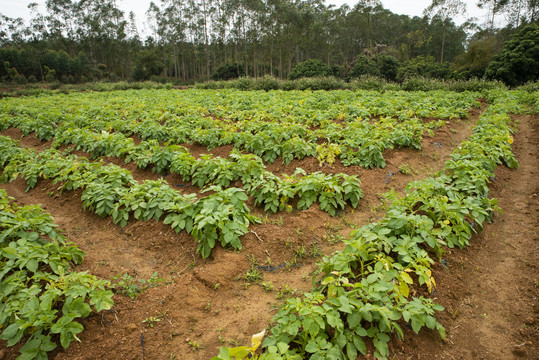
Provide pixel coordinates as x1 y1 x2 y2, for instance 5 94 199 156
284 237 294 249
277 284 296 299
262 281 274 292
188 340 203 352
112 272 164 298
324 220 343 232
215 327 226 343
243 255 263 284
398 163 417 175
309 243 323 258
294 245 307 259
323 231 345 244
245 267 263 284
262 214 283 225
142 316 161 328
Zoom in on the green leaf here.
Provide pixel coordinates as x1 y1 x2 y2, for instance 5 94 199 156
305 339 319 353
411 317 423 334
1 323 20 341
346 342 357 360
63 298 91 317
353 336 367 355
276 342 289 354
26 259 39 273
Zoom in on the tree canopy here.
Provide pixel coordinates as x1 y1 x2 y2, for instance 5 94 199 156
0 0 537 85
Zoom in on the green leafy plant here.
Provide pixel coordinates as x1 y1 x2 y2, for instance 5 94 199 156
112 272 163 298
0 189 114 360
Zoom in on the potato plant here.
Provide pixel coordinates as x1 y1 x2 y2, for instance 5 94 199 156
0 189 114 360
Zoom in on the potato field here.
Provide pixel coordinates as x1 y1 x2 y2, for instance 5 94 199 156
0 88 537 360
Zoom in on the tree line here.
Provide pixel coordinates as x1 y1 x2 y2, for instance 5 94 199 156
0 0 537 85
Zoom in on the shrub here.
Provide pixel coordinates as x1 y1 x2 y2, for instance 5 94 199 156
252 75 281 91
293 76 345 90
485 24 539 86
401 76 448 91
375 54 400 81
397 56 450 81
211 63 245 80
288 59 332 80
349 55 380 79
350 75 401 91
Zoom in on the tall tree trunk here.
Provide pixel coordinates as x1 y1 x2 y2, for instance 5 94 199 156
202 0 210 80
163 46 167 77
270 38 274 76
441 24 446 63
279 44 283 79
173 43 178 78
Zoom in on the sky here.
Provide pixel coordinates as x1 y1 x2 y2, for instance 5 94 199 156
0 0 496 32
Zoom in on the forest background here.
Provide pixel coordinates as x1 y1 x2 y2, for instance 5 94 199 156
0 0 537 87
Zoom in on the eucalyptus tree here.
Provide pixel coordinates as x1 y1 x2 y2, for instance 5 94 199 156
424 0 466 62
74 0 127 76
43 0 77 54
498 0 538 26
477 0 510 28
0 15 27 46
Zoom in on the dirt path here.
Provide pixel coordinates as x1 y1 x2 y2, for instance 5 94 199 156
395 113 539 360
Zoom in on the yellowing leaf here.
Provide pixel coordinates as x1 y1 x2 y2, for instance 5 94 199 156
249 329 266 352
400 271 413 285
399 281 410 298
228 346 250 358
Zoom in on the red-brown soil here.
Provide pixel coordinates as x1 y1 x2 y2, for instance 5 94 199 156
390 113 539 360
1 109 537 360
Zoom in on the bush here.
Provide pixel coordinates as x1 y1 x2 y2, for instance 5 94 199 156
293 76 345 90
349 75 401 91
132 50 164 81
397 56 450 82
451 37 499 79
288 59 332 80
252 75 281 91
235 77 256 90
349 55 380 79
375 54 400 81
446 78 506 92
211 63 245 81
516 81 539 92
485 24 539 86
45 73 56 82
15 74 28 84
401 77 449 91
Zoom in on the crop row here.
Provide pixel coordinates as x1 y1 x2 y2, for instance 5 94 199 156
0 135 363 257
52 127 363 216
0 138 259 258
0 111 365 217
214 89 532 360
0 89 477 167
0 188 114 360
1 102 441 168
0 89 482 125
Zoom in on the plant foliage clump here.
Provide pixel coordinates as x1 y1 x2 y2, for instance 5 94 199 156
288 59 332 80
0 189 114 360
485 24 539 86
